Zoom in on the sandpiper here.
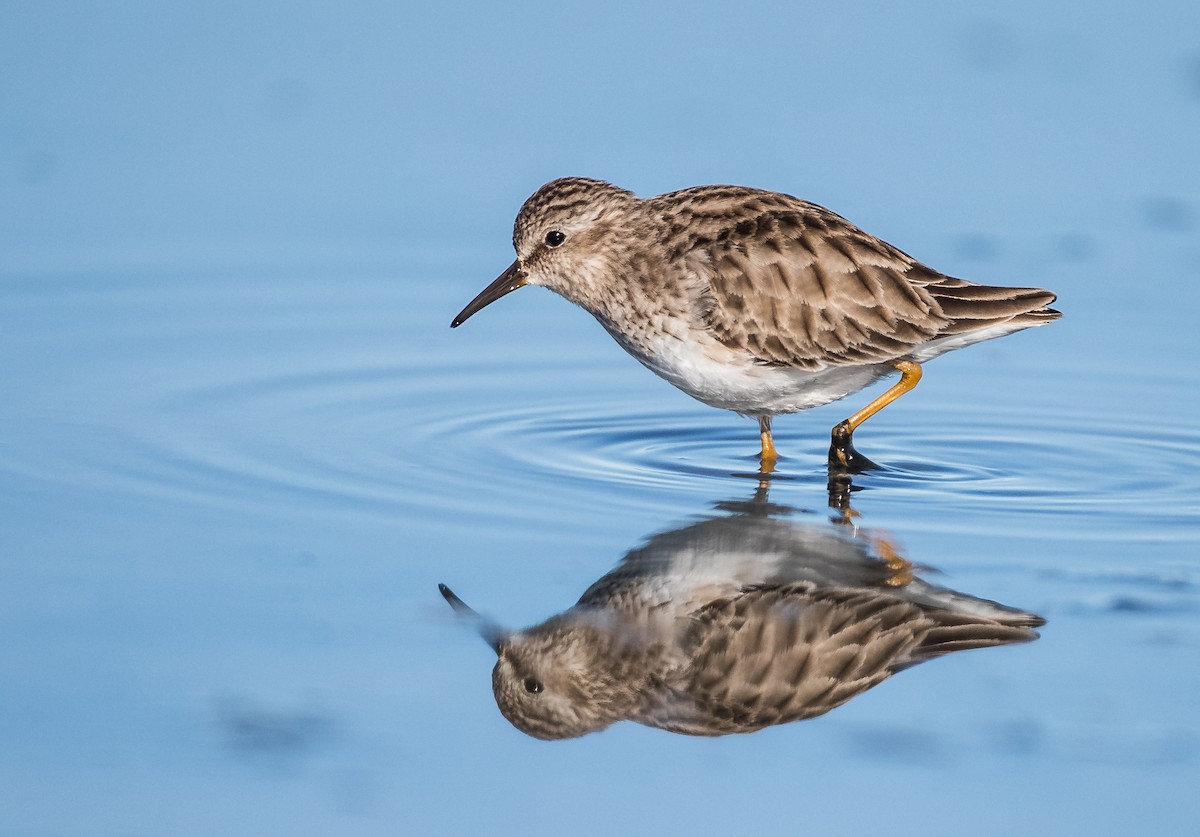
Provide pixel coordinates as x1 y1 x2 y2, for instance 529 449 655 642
439 496 1043 739
453 178 1060 468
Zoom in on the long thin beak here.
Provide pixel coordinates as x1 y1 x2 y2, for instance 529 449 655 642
451 261 527 328
438 583 506 654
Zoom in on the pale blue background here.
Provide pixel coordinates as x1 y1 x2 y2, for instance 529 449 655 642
3 2 1199 835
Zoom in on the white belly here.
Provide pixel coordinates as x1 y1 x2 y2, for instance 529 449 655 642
603 325 893 417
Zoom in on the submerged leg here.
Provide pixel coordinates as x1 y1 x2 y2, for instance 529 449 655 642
827 467 856 514
758 415 778 473
827 491 913 586
829 360 923 470
873 535 914 587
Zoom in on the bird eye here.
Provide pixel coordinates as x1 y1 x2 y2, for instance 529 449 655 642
544 230 566 247
523 677 544 694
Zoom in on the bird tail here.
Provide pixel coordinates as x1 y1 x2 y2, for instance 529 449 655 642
886 576 1045 669
929 280 1062 336
921 612 1041 655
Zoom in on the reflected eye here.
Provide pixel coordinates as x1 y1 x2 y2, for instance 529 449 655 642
544 230 566 247
523 677 544 694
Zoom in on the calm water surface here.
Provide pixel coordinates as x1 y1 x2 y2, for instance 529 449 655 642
2 242 1197 834
3 3 1200 835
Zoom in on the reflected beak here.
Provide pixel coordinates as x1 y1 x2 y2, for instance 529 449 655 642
451 261 527 327
438 583 506 654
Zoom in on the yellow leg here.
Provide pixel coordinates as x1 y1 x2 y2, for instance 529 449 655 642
874 534 914 587
760 429 777 463
758 417 778 473
840 360 923 434
829 360 922 469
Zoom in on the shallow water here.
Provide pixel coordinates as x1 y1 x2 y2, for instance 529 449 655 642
3 249 1198 834
4 3 1200 836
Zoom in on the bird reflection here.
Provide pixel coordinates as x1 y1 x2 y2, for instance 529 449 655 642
439 490 1043 740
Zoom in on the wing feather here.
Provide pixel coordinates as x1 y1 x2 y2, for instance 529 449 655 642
693 209 946 368
642 582 1040 735
653 188 1061 369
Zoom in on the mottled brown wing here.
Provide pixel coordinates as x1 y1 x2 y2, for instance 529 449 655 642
651 186 1059 368
642 583 1037 736
919 275 1061 336
689 206 952 369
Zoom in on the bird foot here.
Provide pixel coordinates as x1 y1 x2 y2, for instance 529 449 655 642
828 422 880 474
826 468 856 517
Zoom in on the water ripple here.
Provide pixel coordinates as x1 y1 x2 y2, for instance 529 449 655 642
23 353 1190 541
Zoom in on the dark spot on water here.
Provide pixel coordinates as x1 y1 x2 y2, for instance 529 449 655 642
1138 628 1192 648
1106 595 1196 614
951 233 1002 261
986 718 1045 755
1053 233 1095 262
1141 196 1193 232
1108 596 1156 613
216 696 335 756
1185 52 1200 102
844 725 944 763
950 18 1020 72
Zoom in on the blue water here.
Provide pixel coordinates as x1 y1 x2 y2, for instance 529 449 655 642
3 3 1199 835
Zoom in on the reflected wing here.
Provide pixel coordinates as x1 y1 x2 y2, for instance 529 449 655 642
640 583 1038 736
